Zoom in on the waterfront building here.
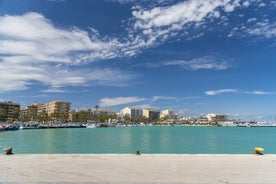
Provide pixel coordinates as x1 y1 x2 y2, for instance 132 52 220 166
121 107 143 118
160 109 176 119
20 103 43 121
42 100 71 122
143 109 160 121
196 116 208 124
206 113 227 122
0 101 20 122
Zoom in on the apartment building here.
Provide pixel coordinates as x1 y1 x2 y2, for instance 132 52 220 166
143 109 160 120
20 100 71 122
20 103 43 121
121 107 143 118
0 101 20 122
206 113 227 122
160 109 176 119
43 100 71 116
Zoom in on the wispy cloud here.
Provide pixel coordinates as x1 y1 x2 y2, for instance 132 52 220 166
0 12 137 92
245 20 276 39
41 88 67 93
130 0 253 39
205 89 238 96
0 0 273 92
99 95 179 108
161 56 230 71
134 56 231 70
133 104 156 109
229 19 276 39
99 97 146 107
152 96 178 101
250 91 274 95
227 1 275 40
0 12 123 63
205 89 276 96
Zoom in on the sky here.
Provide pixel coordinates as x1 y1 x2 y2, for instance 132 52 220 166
0 0 275 121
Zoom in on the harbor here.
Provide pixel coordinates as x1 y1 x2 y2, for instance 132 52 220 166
1 120 276 132
0 126 275 154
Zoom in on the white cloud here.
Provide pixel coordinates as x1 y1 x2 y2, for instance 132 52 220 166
131 0 249 33
0 12 138 92
41 88 67 93
133 104 156 109
205 89 276 96
152 96 177 101
205 89 238 95
243 1 250 7
250 91 273 95
245 20 276 39
124 0 262 52
0 0 273 93
0 58 136 92
247 18 257 23
132 1 223 29
99 97 146 107
162 56 230 70
228 15 275 39
258 3 266 7
224 4 235 12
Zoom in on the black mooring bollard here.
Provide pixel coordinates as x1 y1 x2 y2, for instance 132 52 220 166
3 147 13 155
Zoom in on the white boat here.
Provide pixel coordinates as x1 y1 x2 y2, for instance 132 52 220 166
86 123 97 128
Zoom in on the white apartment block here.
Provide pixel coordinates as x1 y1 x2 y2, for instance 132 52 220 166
121 107 143 118
206 113 227 122
160 109 176 119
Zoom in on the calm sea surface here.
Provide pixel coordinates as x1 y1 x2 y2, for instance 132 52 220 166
0 126 276 154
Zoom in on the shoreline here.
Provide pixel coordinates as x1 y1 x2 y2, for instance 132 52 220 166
1 154 276 183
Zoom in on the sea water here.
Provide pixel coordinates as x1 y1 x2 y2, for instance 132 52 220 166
0 126 276 154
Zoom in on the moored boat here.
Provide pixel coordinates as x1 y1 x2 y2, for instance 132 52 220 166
20 124 41 130
85 123 97 128
5 124 19 131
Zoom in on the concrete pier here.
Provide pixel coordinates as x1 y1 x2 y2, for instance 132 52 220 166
0 154 276 183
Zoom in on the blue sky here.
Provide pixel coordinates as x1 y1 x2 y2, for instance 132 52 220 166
0 0 275 121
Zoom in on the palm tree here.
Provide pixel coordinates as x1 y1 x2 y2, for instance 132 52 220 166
94 105 99 115
87 108 92 120
37 110 49 123
0 107 7 121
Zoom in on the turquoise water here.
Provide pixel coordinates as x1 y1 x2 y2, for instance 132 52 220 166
0 126 276 154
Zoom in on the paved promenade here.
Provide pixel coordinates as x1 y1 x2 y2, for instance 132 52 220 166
0 154 276 183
